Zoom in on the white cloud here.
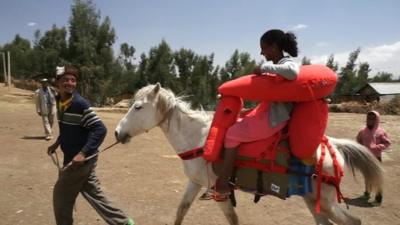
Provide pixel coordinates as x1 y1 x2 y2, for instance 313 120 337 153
27 22 36 27
287 24 308 31
310 41 400 77
316 41 330 48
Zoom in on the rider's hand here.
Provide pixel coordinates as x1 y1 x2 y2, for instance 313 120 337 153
37 112 42 116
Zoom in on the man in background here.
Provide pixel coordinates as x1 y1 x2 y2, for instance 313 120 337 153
35 78 56 140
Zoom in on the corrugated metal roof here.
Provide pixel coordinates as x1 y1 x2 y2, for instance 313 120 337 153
369 82 400 95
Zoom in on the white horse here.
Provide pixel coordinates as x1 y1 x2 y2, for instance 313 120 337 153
115 83 383 225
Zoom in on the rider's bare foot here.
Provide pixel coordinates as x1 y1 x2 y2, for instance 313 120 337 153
213 179 231 202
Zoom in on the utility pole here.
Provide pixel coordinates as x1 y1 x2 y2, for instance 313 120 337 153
1 52 6 86
7 51 11 90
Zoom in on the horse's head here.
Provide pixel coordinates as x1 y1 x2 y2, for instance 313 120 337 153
115 83 175 144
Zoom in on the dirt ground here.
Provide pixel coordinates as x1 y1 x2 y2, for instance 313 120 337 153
1 84 399 225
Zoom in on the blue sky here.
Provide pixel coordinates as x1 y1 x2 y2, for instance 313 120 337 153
1 0 400 76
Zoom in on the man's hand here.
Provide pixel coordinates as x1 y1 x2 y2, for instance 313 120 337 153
47 141 59 155
72 152 86 166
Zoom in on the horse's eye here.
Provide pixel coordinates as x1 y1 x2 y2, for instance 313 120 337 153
134 105 142 110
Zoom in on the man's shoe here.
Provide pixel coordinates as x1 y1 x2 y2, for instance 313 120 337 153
361 191 370 200
375 193 382 204
370 200 381 207
45 136 52 141
126 218 135 225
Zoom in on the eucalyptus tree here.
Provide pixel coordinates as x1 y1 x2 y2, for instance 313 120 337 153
301 56 311 65
2 35 32 78
219 50 256 84
370 71 393 82
174 48 196 94
32 25 68 78
68 0 116 105
326 54 339 72
145 40 177 90
335 48 361 97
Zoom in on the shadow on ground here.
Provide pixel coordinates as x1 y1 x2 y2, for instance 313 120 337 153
21 135 47 140
344 196 376 208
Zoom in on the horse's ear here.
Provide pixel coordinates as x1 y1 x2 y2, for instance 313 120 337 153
153 83 161 95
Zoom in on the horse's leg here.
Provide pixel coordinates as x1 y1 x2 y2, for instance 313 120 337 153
316 186 361 225
322 202 361 225
174 180 202 225
303 195 333 225
217 201 239 225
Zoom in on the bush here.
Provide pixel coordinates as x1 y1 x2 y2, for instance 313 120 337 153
13 79 41 91
379 96 400 115
328 96 400 115
328 101 371 114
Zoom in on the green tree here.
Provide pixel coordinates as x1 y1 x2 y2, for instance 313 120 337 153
301 56 311 65
113 43 137 96
356 62 371 88
119 43 136 71
220 50 256 84
95 16 115 70
191 54 216 108
370 71 393 82
219 50 257 108
135 53 149 90
146 40 176 89
174 48 196 94
2 35 32 78
326 54 339 72
68 0 117 105
335 48 361 97
32 25 68 78
208 65 220 109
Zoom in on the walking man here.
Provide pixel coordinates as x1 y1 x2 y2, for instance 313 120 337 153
35 78 56 140
47 66 134 225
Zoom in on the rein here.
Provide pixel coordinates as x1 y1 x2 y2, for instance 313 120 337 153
50 151 61 171
50 141 120 171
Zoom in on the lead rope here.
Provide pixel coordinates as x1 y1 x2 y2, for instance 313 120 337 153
50 151 61 171
61 141 120 171
49 150 78 212
49 141 120 212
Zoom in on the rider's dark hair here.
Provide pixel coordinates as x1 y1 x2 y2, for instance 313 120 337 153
260 29 298 57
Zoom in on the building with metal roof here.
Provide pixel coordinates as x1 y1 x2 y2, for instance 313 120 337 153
356 82 400 102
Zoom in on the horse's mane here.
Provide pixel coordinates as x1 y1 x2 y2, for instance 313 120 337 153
135 85 212 125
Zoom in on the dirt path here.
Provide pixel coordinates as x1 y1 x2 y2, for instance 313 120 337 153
1 84 399 225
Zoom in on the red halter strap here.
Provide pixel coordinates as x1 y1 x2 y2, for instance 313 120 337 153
177 147 204 160
314 136 345 213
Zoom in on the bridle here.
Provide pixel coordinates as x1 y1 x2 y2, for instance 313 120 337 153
155 100 205 160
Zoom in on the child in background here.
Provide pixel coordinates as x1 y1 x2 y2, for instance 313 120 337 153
356 110 390 205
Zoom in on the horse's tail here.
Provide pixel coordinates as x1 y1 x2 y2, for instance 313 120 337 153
328 137 384 194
